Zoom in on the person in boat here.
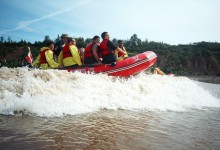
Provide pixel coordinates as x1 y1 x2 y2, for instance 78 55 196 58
71 38 85 64
116 40 128 61
84 35 102 65
78 48 85 65
54 34 69 57
154 67 166 75
72 38 77 46
58 37 82 67
99 32 126 66
71 38 85 65
33 41 60 69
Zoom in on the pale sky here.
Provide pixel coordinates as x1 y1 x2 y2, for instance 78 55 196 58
0 0 219 45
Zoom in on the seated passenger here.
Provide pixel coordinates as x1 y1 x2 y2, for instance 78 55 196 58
54 34 69 57
58 38 82 67
72 38 77 46
33 41 60 70
78 48 85 65
116 40 128 61
154 67 166 75
72 39 85 64
84 36 102 65
99 32 125 66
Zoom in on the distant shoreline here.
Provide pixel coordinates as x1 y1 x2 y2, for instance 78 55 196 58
187 75 220 84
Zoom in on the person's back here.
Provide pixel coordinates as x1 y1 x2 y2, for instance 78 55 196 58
33 41 60 69
84 36 102 65
72 39 85 65
58 38 82 67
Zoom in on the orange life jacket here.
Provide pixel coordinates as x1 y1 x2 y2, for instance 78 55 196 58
118 47 126 57
100 39 113 56
40 48 50 64
62 43 73 59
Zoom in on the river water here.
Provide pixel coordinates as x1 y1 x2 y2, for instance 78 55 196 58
0 67 220 150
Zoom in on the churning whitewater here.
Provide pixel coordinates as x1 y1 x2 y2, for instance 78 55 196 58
0 67 219 117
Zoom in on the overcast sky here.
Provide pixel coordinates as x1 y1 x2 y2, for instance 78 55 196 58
0 0 219 45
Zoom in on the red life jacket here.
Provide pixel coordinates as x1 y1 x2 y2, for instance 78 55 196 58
62 43 73 59
40 48 50 64
85 42 102 58
118 47 126 57
100 39 113 56
84 42 94 58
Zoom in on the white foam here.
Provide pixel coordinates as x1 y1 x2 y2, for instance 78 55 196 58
0 67 219 117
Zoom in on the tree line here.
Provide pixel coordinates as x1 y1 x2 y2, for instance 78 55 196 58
0 34 220 75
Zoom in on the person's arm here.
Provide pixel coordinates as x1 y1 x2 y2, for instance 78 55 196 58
115 50 119 58
33 54 41 68
79 48 85 65
45 50 59 69
58 51 63 66
92 44 102 64
122 47 128 57
107 40 126 55
81 52 85 65
115 47 126 55
69 45 82 66
107 40 117 51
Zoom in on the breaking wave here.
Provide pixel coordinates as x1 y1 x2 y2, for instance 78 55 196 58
0 67 219 117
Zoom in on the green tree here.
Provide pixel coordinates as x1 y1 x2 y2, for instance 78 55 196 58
0 36 4 43
85 38 91 45
129 34 142 47
54 34 60 43
75 37 85 48
43 35 51 44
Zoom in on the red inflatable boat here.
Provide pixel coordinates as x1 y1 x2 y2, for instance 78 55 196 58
66 51 157 77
